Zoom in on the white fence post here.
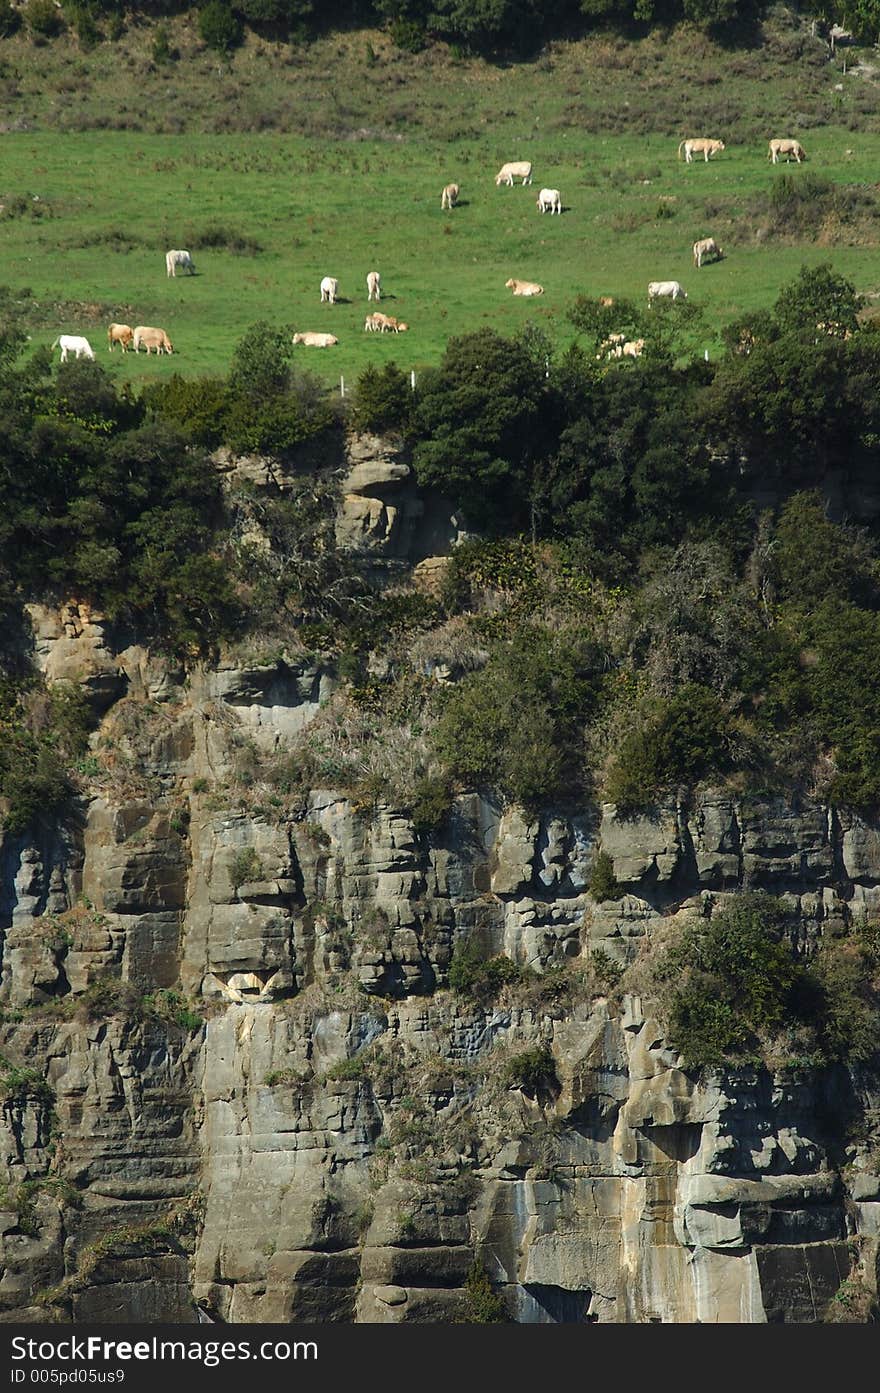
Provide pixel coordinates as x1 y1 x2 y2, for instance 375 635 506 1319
340 376 345 398
410 370 416 392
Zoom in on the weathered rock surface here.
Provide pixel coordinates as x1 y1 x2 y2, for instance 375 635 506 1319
0 586 878 1324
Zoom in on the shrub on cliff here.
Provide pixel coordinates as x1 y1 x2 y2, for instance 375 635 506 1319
660 894 880 1069
661 894 803 1068
411 328 551 533
448 940 519 1000
432 624 600 808
604 683 734 812
351 363 412 435
0 679 91 834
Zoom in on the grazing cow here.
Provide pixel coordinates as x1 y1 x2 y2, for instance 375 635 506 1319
366 270 381 302
536 187 562 215
678 138 725 163
292 332 338 347
441 183 459 210
693 236 723 267
622 338 646 358
816 320 853 340
107 323 134 353
165 249 195 277
599 296 615 307
768 138 806 163
648 280 687 301
505 278 544 296
598 332 626 359
364 313 406 333
495 161 532 186
133 325 173 354
320 276 339 303
52 334 95 361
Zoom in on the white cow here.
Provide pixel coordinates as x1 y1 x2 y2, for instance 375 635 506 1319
441 183 459 210
366 271 381 302
768 138 806 164
293 332 338 347
165 249 195 277
693 237 723 267
495 161 532 186
52 335 95 361
536 188 562 215
320 276 339 303
505 278 544 296
648 280 687 301
622 338 646 357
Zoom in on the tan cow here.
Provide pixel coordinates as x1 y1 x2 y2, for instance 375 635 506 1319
364 312 388 332
366 271 381 302
505 278 544 296
622 338 646 358
441 183 459 210
599 296 615 307
678 138 725 163
693 236 723 267
495 161 532 186
133 325 173 354
292 332 338 347
107 322 134 353
769 138 806 163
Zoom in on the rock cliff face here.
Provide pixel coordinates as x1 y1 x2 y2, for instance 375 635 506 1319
0 437 878 1324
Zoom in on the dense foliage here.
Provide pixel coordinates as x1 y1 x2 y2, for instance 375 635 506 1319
658 894 880 1068
47 2 880 56
8 262 880 837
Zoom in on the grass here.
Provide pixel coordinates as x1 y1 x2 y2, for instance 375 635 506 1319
1 16 880 383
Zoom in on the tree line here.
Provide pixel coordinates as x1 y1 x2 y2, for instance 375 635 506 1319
9 0 879 59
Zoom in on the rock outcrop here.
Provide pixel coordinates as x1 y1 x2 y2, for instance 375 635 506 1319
1 467 878 1324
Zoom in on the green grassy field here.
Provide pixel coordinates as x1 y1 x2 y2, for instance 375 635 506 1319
2 15 880 385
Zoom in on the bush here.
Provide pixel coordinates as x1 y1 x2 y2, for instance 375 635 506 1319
448 940 519 1001
0 0 21 36
141 375 230 448
662 894 802 1069
461 1261 507 1323
198 0 242 53
151 22 176 62
588 850 620 902
411 328 552 533
351 363 412 435
605 684 733 812
27 0 64 39
501 1047 557 1093
432 626 600 809
229 846 265 889
0 680 92 834
409 772 454 836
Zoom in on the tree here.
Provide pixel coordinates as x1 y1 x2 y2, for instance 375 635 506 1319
411 328 551 532
198 0 242 53
773 263 862 339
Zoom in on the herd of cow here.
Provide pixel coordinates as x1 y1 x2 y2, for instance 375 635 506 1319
48 134 806 365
